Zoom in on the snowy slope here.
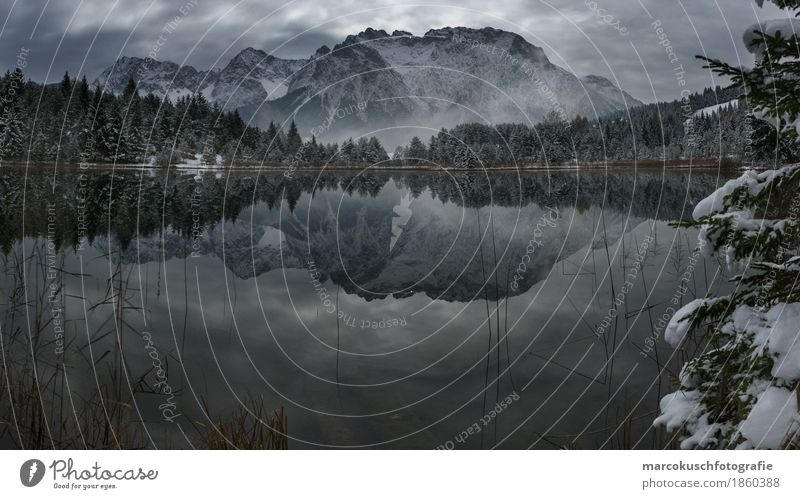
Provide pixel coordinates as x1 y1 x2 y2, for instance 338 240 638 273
93 50 304 111
93 26 641 133
693 99 738 117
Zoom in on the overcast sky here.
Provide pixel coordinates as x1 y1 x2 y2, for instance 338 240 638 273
0 0 788 103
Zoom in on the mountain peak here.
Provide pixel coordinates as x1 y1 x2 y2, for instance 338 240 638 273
94 25 640 133
340 27 393 47
424 26 503 38
582 74 613 85
230 47 271 67
358 27 390 39
239 46 266 55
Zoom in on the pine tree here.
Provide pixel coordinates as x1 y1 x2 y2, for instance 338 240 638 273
700 8 800 144
77 75 90 110
285 120 302 157
59 71 72 100
393 145 406 161
261 121 280 161
366 137 388 163
654 0 800 449
427 135 440 163
122 78 137 100
406 136 427 165
0 70 26 160
0 108 25 160
339 138 355 166
453 143 476 169
125 97 145 164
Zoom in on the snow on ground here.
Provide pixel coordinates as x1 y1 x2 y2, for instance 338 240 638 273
693 100 737 117
176 153 223 168
165 87 193 102
200 83 215 102
260 78 288 99
182 153 203 166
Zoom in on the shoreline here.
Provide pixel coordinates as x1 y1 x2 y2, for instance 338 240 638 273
0 159 742 173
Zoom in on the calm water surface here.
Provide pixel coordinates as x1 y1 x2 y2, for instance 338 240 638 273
0 166 734 448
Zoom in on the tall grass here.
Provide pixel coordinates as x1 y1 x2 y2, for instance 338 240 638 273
0 243 287 450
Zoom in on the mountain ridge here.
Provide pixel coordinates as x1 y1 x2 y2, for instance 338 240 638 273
93 26 642 139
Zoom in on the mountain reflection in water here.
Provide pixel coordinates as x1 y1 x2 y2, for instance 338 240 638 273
0 166 732 449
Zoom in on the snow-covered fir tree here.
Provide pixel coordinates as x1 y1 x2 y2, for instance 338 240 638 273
654 0 800 449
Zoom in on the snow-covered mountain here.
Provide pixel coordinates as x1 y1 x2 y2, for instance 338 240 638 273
94 48 305 110
94 27 641 137
1 167 722 302
204 48 305 108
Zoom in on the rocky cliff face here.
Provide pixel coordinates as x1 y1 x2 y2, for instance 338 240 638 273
94 27 641 136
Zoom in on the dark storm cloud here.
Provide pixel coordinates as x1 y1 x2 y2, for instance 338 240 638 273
0 0 787 102
539 0 786 103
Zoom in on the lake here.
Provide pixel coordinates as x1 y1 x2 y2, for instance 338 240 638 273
0 165 735 449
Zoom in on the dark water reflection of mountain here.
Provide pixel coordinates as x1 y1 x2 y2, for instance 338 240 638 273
0 166 733 449
0 167 723 301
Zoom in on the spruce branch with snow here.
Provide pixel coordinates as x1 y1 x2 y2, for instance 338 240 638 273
698 1 800 142
655 0 800 449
